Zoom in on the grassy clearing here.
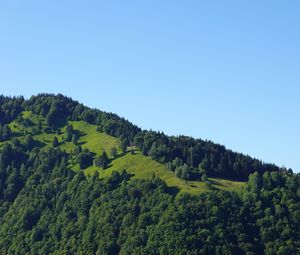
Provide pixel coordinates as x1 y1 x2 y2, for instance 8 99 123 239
65 121 120 154
8 111 64 148
84 151 210 195
85 151 245 195
3 111 246 195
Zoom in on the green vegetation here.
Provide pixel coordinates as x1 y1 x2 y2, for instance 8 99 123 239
3 109 244 195
0 94 299 254
86 151 244 195
0 144 299 254
67 120 121 154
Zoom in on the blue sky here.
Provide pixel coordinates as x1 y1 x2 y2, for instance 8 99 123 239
0 1 299 171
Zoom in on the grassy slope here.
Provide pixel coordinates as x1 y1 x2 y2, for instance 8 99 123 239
4 111 245 195
60 121 121 155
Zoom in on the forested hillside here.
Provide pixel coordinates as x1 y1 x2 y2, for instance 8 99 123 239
0 94 299 254
0 143 299 254
0 94 285 181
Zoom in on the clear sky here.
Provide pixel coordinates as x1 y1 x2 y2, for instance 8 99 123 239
0 1 299 172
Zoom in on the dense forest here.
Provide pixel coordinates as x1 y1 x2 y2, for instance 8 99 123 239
0 143 299 254
0 94 299 254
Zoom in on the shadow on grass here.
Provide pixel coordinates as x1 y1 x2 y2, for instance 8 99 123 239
208 179 225 187
124 172 135 179
74 130 86 138
53 117 68 130
90 151 96 158
31 129 43 135
32 140 47 149
103 151 129 170
11 131 25 138
110 152 127 160
76 141 87 146
167 186 180 195
57 141 66 147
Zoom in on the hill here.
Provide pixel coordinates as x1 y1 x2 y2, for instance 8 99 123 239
1 94 286 181
0 94 299 254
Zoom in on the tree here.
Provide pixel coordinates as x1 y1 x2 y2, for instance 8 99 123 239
52 136 59 147
167 162 176 171
3 125 12 140
46 111 56 129
181 164 191 180
187 147 197 167
25 135 34 150
12 138 21 147
0 125 3 141
175 166 182 178
74 145 82 155
121 139 128 154
198 158 209 174
173 157 183 168
38 120 43 130
0 124 12 141
141 146 148 156
201 173 207 182
248 172 262 191
20 163 27 178
77 151 93 169
95 151 109 169
66 124 73 142
72 133 78 145
81 110 94 123
110 147 118 159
